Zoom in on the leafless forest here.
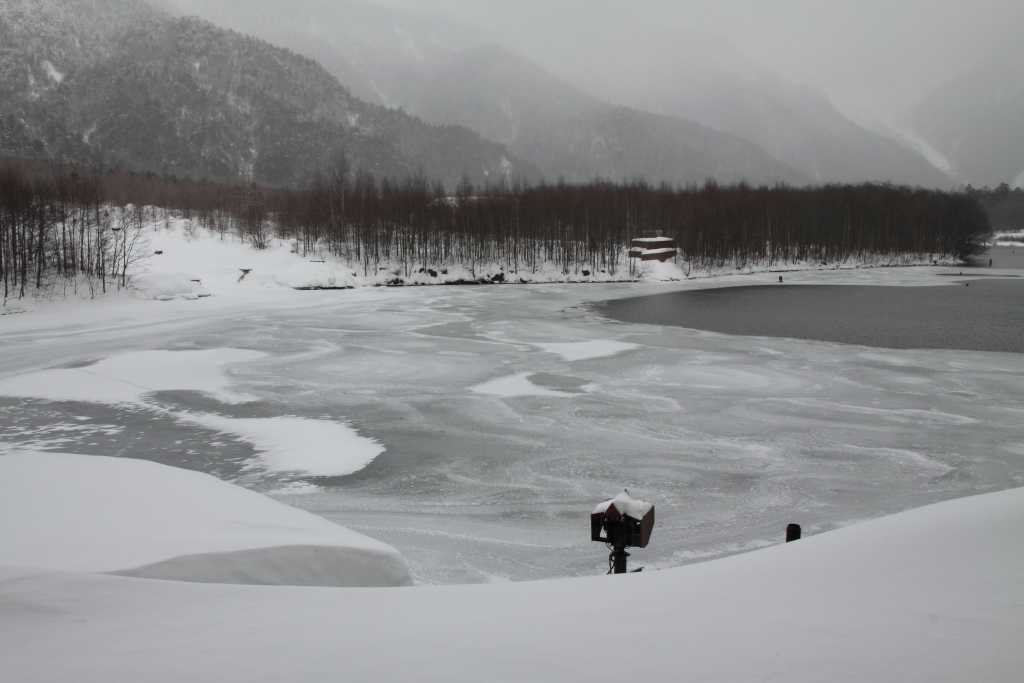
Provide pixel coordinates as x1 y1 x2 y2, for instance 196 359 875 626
1 160 991 298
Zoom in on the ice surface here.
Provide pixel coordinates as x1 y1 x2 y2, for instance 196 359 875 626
0 349 264 405
1 240 1022 585
2 486 1022 682
533 340 640 361
0 451 412 587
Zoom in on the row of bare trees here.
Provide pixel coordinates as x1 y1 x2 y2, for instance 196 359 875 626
1 158 991 300
272 168 990 277
0 163 148 301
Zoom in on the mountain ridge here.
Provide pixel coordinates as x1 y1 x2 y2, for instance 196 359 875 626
0 0 538 186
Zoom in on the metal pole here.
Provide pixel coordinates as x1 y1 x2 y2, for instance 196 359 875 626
612 546 630 574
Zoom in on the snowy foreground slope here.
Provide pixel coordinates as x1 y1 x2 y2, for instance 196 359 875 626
0 452 412 587
1 457 1021 682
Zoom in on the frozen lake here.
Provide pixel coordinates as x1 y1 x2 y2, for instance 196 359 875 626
2 264 1023 584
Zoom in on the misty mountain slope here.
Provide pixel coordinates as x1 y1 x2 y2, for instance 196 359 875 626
0 0 536 186
157 0 491 108
911 44 1024 188
562 29 951 188
404 45 807 186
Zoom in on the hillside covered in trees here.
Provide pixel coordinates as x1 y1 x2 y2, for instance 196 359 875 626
0 0 535 187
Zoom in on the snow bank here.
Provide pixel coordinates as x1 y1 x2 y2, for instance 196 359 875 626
2 486 1021 682
0 349 263 405
133 273 211 300
0 452 412 587
260 261 359 289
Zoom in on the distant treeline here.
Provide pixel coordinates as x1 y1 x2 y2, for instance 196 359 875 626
966 183 1024 235
1 159 991 299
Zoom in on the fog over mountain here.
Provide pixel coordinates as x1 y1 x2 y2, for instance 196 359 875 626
909 42 1024 189
4 0 1019 188
159 0 1022 189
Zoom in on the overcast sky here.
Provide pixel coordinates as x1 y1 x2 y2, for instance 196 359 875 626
370 0 1023 121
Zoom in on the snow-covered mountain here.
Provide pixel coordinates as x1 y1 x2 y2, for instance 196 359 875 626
0 0 537 186
403 45 807 186
908 42 1024 189
560 28 953 188
159 0 952 188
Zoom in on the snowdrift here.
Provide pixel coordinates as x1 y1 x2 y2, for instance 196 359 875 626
2 482 1022 682
0 452 412 587
133 273 211 300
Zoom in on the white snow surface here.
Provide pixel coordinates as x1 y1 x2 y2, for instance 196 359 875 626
0 348 263 405
594 489 654 519
533 339 640 361
178 413 385 477
133 273 211 300
470 372 575 397
2 485 1021 682
0 451 412 587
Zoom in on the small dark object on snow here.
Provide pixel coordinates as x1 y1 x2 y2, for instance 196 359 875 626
154 250 163 255
592 490 654 575
779 276 783 283
582 270 591 277
442 269 448 275
238 268 252 282
990 259 993 266
491 273 504 283
786 523 801 542
428 269 437 278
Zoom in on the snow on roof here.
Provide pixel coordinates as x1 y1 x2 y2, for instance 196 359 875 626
593 489 653 519
640 248 676 255
633 237 674 244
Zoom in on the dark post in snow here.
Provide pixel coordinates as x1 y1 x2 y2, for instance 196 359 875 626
786 523 802 542
591 490 654 574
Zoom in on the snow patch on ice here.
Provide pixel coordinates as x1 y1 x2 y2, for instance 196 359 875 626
0 349 263 405
533 340 640 361
470 373 577 397
178 413 384 477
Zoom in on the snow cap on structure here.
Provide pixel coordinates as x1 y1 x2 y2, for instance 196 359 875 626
593 489 653 520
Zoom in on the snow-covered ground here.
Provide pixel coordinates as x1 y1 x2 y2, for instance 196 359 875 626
2 484 1021 682
1 217 1022 679
0 452 411 587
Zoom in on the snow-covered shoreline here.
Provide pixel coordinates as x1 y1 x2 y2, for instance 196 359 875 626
1 214 968 313
3 478 1021 682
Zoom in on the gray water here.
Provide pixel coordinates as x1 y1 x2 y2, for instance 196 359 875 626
599 278 1024 353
